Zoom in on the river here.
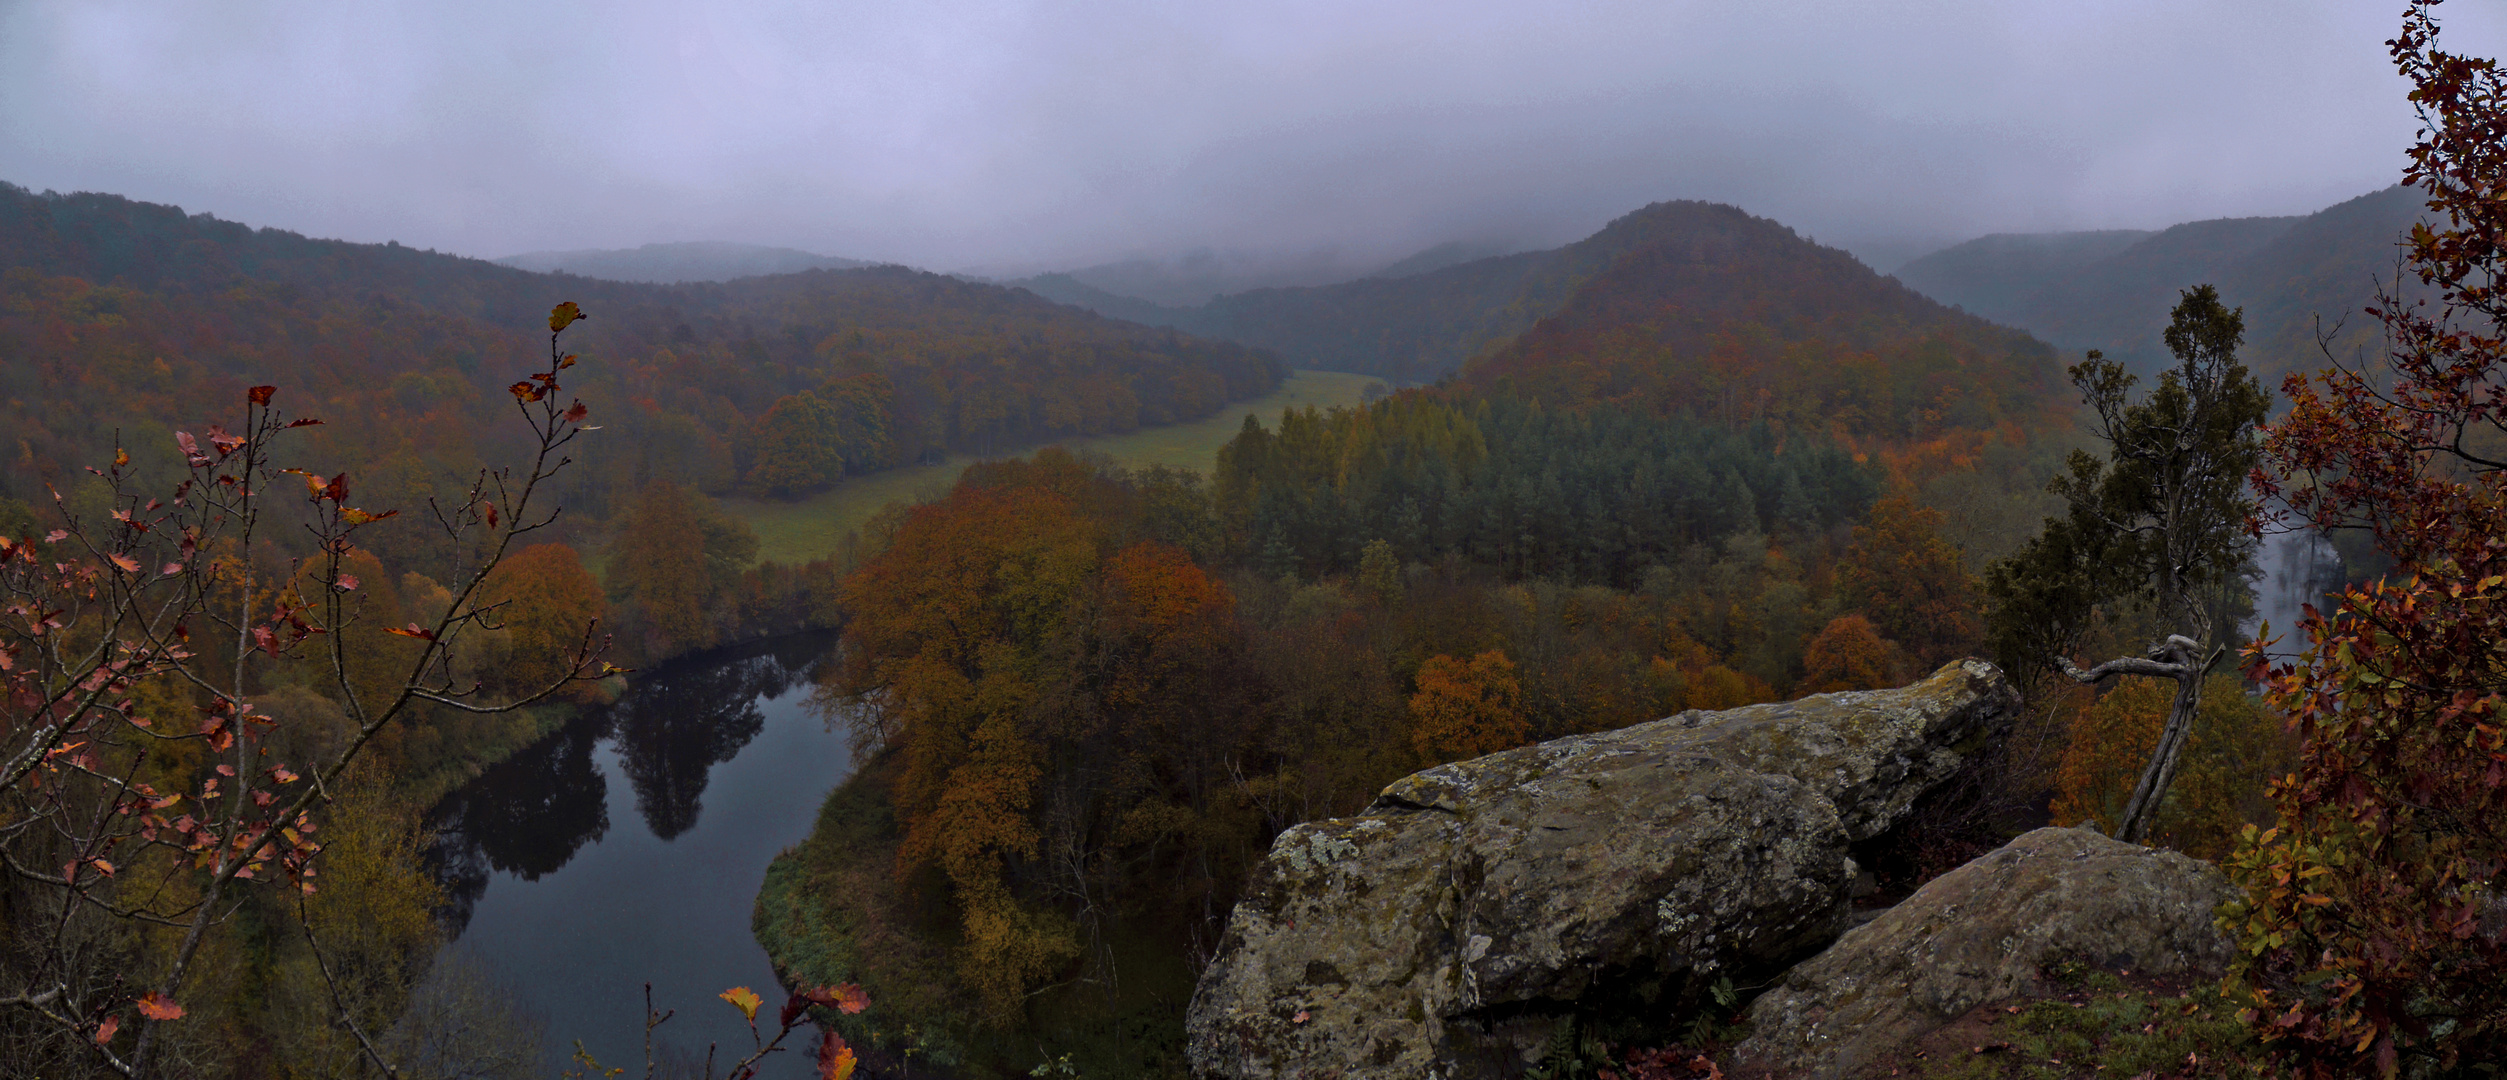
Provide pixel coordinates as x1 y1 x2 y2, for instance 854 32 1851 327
425 633 849 1078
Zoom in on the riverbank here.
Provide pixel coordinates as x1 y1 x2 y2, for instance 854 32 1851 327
753 754 1201 1079
427 631 850 1076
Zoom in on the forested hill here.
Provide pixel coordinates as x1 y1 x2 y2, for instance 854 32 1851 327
1015 220 1623 380
1455 201 2066 442
1896 185 2430 383
0 181 1283 533
1018 200 2061 396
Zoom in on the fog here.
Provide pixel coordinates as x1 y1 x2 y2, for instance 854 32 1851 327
5 0 2502 275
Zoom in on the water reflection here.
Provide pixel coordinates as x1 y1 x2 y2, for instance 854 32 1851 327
426 632 835 935
428 715 610 934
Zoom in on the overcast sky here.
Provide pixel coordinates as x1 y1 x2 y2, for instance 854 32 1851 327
4 1 2500 275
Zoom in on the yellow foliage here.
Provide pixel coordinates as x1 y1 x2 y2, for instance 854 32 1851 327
2051 673 2292 858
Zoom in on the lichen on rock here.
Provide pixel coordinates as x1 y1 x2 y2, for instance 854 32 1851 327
1729 825 2240 1080
1185 660 2021 1080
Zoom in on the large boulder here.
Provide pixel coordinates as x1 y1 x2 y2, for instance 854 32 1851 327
1731 826 2240 1080
1185 660 2021 1080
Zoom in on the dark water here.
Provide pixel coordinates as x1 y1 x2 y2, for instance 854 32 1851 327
426 633 850 1078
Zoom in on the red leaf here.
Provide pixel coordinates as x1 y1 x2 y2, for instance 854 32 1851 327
108 553 140 573
247 386 275 406
93 1015 119 1045
383 623 437 641
564 401 589 423
134 992 183 1020
335 574 360 591
286 417 324 428
484 502 498 529
799 983 869 1014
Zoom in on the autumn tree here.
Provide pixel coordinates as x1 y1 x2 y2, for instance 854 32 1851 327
606 480 758 655
477 542 608 698
1797 614 1900 694
2049 674 2286 859
1841 495 1979 666
1408 649 1526 764
0 304 612 1078
1984 284 2269 844
832 472 1100 1019
2219 4 2507 1071
745 392 847 496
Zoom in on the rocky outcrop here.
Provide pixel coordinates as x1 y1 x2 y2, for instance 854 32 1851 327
1731 826 2240 1080
1185 660 2021 1080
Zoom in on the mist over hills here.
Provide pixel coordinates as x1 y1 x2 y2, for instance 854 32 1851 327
496 242 875 283
1010 200 2041 389
1896 185 2430 382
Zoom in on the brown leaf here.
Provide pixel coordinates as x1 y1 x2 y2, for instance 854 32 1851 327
247 386 275 406
134 992 183 1020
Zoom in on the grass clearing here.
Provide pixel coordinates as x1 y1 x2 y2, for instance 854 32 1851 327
723 370 1379 566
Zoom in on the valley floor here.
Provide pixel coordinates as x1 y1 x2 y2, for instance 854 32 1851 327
721 369 1379 566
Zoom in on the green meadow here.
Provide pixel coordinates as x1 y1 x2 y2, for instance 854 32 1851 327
722 369 1380 566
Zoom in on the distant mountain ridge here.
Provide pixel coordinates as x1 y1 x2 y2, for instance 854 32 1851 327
1896 186 2431 382
496 241 874 283
1012 201 2057 399
1012 212 1772 380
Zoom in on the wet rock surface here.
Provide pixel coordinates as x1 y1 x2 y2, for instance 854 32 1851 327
1731 825 2240 1080
1184 660 2021 1080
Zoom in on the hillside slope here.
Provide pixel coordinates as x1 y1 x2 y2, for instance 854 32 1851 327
1892 230 2153 327
1897 186 2429 381
0 182 1282 544
1459 201 2065 442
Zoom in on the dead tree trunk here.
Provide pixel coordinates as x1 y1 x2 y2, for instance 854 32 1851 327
2060 634 2228 843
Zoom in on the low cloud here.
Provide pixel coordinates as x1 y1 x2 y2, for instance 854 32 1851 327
4 0 2495 273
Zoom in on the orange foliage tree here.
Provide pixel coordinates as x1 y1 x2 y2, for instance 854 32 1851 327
834 464 1102 1019
479 542 608 699
1841 495 1979 667
1797 614 1901 694
1408 649 1527 764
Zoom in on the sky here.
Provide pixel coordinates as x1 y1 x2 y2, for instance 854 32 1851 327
4 0 2502 277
